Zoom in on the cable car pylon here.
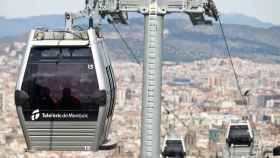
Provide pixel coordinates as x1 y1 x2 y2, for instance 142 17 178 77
73 0 218 157
138 1 218 157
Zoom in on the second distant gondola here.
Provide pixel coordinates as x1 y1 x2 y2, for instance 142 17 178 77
226 120 253 147
15 28 116 151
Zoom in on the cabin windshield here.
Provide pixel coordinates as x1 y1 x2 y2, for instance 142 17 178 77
166 140 183 146
21 47 102 115
230 125 249 130
229 125 249 136
164 140 185 156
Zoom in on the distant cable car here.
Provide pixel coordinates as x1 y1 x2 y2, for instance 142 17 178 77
162 135 186 158
226 120 253 147
15 28 116 151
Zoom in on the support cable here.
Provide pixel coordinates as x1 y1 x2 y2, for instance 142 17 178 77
218 16 245 102
111 23 141 65
162 16 249 138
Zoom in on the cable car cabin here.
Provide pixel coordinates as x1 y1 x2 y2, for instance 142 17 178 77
226 120 253 147
162 136 186 158
15 28 116 151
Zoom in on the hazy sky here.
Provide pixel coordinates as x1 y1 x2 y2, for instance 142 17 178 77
0 0 279 25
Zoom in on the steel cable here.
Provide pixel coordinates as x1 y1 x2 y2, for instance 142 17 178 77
111 23 141 65
218 16 245 102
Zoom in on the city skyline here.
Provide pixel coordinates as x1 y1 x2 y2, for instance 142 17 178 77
0 1 279 157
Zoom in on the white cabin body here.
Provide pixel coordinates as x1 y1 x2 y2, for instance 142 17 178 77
15 28 116 151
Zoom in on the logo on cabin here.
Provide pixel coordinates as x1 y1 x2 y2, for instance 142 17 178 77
31 109 40 121
88 64 94 70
